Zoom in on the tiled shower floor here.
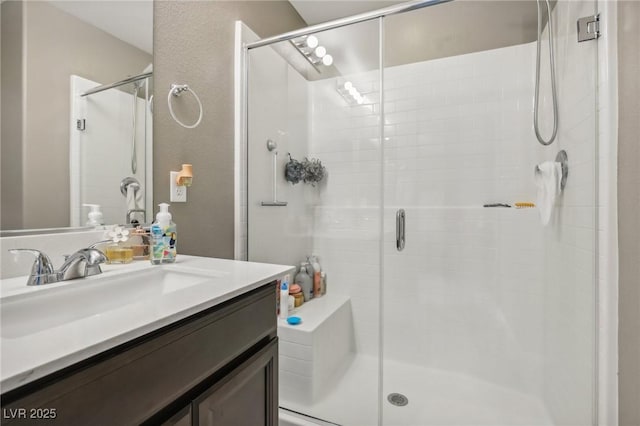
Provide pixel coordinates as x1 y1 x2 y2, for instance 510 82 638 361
281 354 553 426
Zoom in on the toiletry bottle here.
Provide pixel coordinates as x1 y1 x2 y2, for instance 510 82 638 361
279 275 290 319
310 255 322 297
320 272 327 295
276 280 281 316
306 257 315 279
150 203 177 264
83 204 104 227
295 264 313 302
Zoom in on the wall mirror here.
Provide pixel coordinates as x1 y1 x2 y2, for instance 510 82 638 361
1 0 153 234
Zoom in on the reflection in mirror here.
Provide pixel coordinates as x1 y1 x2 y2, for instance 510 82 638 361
0 0 153 232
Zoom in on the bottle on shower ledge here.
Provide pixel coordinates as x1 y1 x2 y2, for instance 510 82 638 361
295 263 313 302
309 255 322 298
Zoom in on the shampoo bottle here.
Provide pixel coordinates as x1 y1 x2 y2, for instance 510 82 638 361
150 203 177 264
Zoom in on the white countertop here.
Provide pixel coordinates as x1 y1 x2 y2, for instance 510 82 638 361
0 255 294 393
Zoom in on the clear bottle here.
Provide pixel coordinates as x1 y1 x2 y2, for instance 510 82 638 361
295 264 313 302
310 255 322 297
150 203 177 264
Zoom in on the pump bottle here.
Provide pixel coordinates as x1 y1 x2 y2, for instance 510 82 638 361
150 203 177 264
83 204 104 227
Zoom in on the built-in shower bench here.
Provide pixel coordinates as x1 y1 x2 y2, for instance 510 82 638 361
278 293 354 404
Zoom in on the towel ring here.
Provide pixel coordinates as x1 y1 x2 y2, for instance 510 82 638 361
167 84 203 129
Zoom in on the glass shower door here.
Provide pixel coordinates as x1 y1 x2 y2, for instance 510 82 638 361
246 19 383 426
381 1 599 424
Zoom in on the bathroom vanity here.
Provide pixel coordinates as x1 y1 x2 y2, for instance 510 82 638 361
0 256 293 425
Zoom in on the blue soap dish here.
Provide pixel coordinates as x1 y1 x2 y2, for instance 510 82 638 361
287 316 302 325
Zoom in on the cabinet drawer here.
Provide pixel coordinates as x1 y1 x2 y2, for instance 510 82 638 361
2 284 276 425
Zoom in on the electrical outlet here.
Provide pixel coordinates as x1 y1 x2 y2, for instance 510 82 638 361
170 171 187 202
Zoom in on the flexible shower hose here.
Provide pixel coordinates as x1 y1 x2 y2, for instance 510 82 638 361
534 0 558 146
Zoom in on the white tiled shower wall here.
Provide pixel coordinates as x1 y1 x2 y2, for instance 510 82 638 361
309 44 551 399
538 1 600 423
308 30 597 424
245 34 315 270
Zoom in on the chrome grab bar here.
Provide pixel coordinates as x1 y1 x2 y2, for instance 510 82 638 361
396 209 406 251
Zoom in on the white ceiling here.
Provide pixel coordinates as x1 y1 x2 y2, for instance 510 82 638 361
289 0 405 25
48 0 153 54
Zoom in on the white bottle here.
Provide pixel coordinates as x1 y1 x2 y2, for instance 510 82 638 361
83 204 104 227
279 274 290 319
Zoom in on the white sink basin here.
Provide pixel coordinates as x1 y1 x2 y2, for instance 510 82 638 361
0 254 293 393
1 267 224 339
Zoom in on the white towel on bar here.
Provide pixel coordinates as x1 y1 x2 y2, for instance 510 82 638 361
534 161 562 226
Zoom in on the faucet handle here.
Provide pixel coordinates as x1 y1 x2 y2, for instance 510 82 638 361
8 249 58 286
78 248 108 277
8 249 55 275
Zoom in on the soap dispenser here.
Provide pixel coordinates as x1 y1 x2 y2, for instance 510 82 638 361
83 204 104 227
150 203 177 264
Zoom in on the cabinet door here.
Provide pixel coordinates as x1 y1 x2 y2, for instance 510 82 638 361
162 405 191 426
194 338 278 426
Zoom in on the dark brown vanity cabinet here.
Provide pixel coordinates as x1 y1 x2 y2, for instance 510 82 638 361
1 284 278 426
193 338 277 425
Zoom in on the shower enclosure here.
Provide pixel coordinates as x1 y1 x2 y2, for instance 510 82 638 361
242 0 600 424
70 72 153 226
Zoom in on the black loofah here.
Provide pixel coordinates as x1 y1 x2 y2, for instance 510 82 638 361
285 153 305 185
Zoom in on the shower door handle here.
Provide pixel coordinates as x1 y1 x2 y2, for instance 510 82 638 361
396 209 406 251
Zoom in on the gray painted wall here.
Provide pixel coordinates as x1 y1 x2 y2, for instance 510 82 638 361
1 1 24 230
618 2 640 425
153 1 305 258
0 1 152 230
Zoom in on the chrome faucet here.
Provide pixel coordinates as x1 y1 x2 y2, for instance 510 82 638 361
8 247 108 286
8 249 59 286
57 249 108 281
